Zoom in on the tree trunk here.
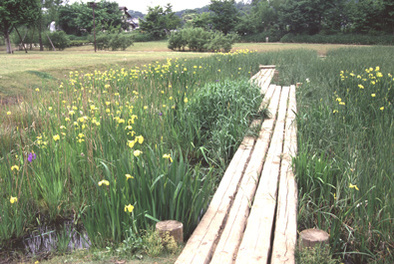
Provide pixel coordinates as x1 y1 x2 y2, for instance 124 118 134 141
4 30 13 54
15 27 28 53
39 22 43 51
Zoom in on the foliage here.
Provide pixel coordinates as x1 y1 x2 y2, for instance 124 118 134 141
296 245 340 264
129 30 156 42
209 0 239 35
43 30 70 50
109 33 134 51
0 0 41 53
288 47 394 263
278 0 345 35
89 32 133 51
168 27 237 52
188 12 213 31
0 49 262 255
236 0 393 42
139 4 181 40
186 79 263 166
57 0 125 36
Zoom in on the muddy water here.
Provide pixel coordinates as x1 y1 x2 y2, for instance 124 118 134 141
0 220 90 263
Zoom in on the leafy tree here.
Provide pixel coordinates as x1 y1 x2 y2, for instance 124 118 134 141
139 4 181 40
278 0 346 35
0 0 41 53
348 0 393 34
209 0 239 35
191 12 213 30
57 0 124 36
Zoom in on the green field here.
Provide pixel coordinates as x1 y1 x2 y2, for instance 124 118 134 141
0 42 355 99
0 43 393 264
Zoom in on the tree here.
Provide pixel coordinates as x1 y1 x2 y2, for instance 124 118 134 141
57 0 124 36
139 4 181 40
278 0 346 35
348 0 394 34
0 0 41 53
189 12 212 30
209 0 239 35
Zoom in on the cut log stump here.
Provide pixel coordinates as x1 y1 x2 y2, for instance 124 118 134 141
298 229 329 250
156 220 183 244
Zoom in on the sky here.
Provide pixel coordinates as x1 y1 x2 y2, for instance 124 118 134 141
66 0 214 13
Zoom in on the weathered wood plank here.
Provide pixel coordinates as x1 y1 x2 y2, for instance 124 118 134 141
175 136 256 264
260 69 275 94
271 85 298 264
251 68 275 94
235 86 289 264
210 86 282 264
259 65 276 69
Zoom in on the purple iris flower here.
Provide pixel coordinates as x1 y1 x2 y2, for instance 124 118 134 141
28 152 36 163
159 112 163 116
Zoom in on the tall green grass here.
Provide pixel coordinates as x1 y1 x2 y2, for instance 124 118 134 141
1 46 392 263
285 47 393 263
0 49 268 253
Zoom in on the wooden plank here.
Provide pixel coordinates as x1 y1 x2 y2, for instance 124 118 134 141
259 65 276 69
210 86 282 264
260 69 275 94
175 135 256 264
235 86 289 264
251 68 275 94
271 85 298 264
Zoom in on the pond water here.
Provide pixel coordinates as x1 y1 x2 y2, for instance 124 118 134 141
0 220 90 263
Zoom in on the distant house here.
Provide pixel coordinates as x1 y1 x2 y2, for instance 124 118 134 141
119 6 139 31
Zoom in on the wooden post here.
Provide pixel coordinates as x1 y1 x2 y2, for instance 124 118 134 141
299 229 329 250
156 220 183 244
46 33 56 51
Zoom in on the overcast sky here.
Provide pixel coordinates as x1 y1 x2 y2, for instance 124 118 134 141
66 0 217 13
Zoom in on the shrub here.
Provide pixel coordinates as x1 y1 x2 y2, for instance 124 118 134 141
69 40 89 47
90 32 134 51
168 28 237 52
206 32 238 52
167 30 187 51
130 30 156 42
109 33 134 51
91 33 111 50
45 31 70 50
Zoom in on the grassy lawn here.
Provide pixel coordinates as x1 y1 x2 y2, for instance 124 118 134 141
0 41 356 99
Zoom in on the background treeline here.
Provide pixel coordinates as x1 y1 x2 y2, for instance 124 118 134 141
1 0 393 54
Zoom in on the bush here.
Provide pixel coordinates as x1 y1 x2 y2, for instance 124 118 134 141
168 28 237 52
44 31 70 50
206 32 238 52
69 40 89 47
90 33 111 50
109 33 133 51
90 32 134 51
167 30 187 51
130 30 156 42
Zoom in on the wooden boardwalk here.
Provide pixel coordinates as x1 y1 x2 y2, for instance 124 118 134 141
175 66 298 264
